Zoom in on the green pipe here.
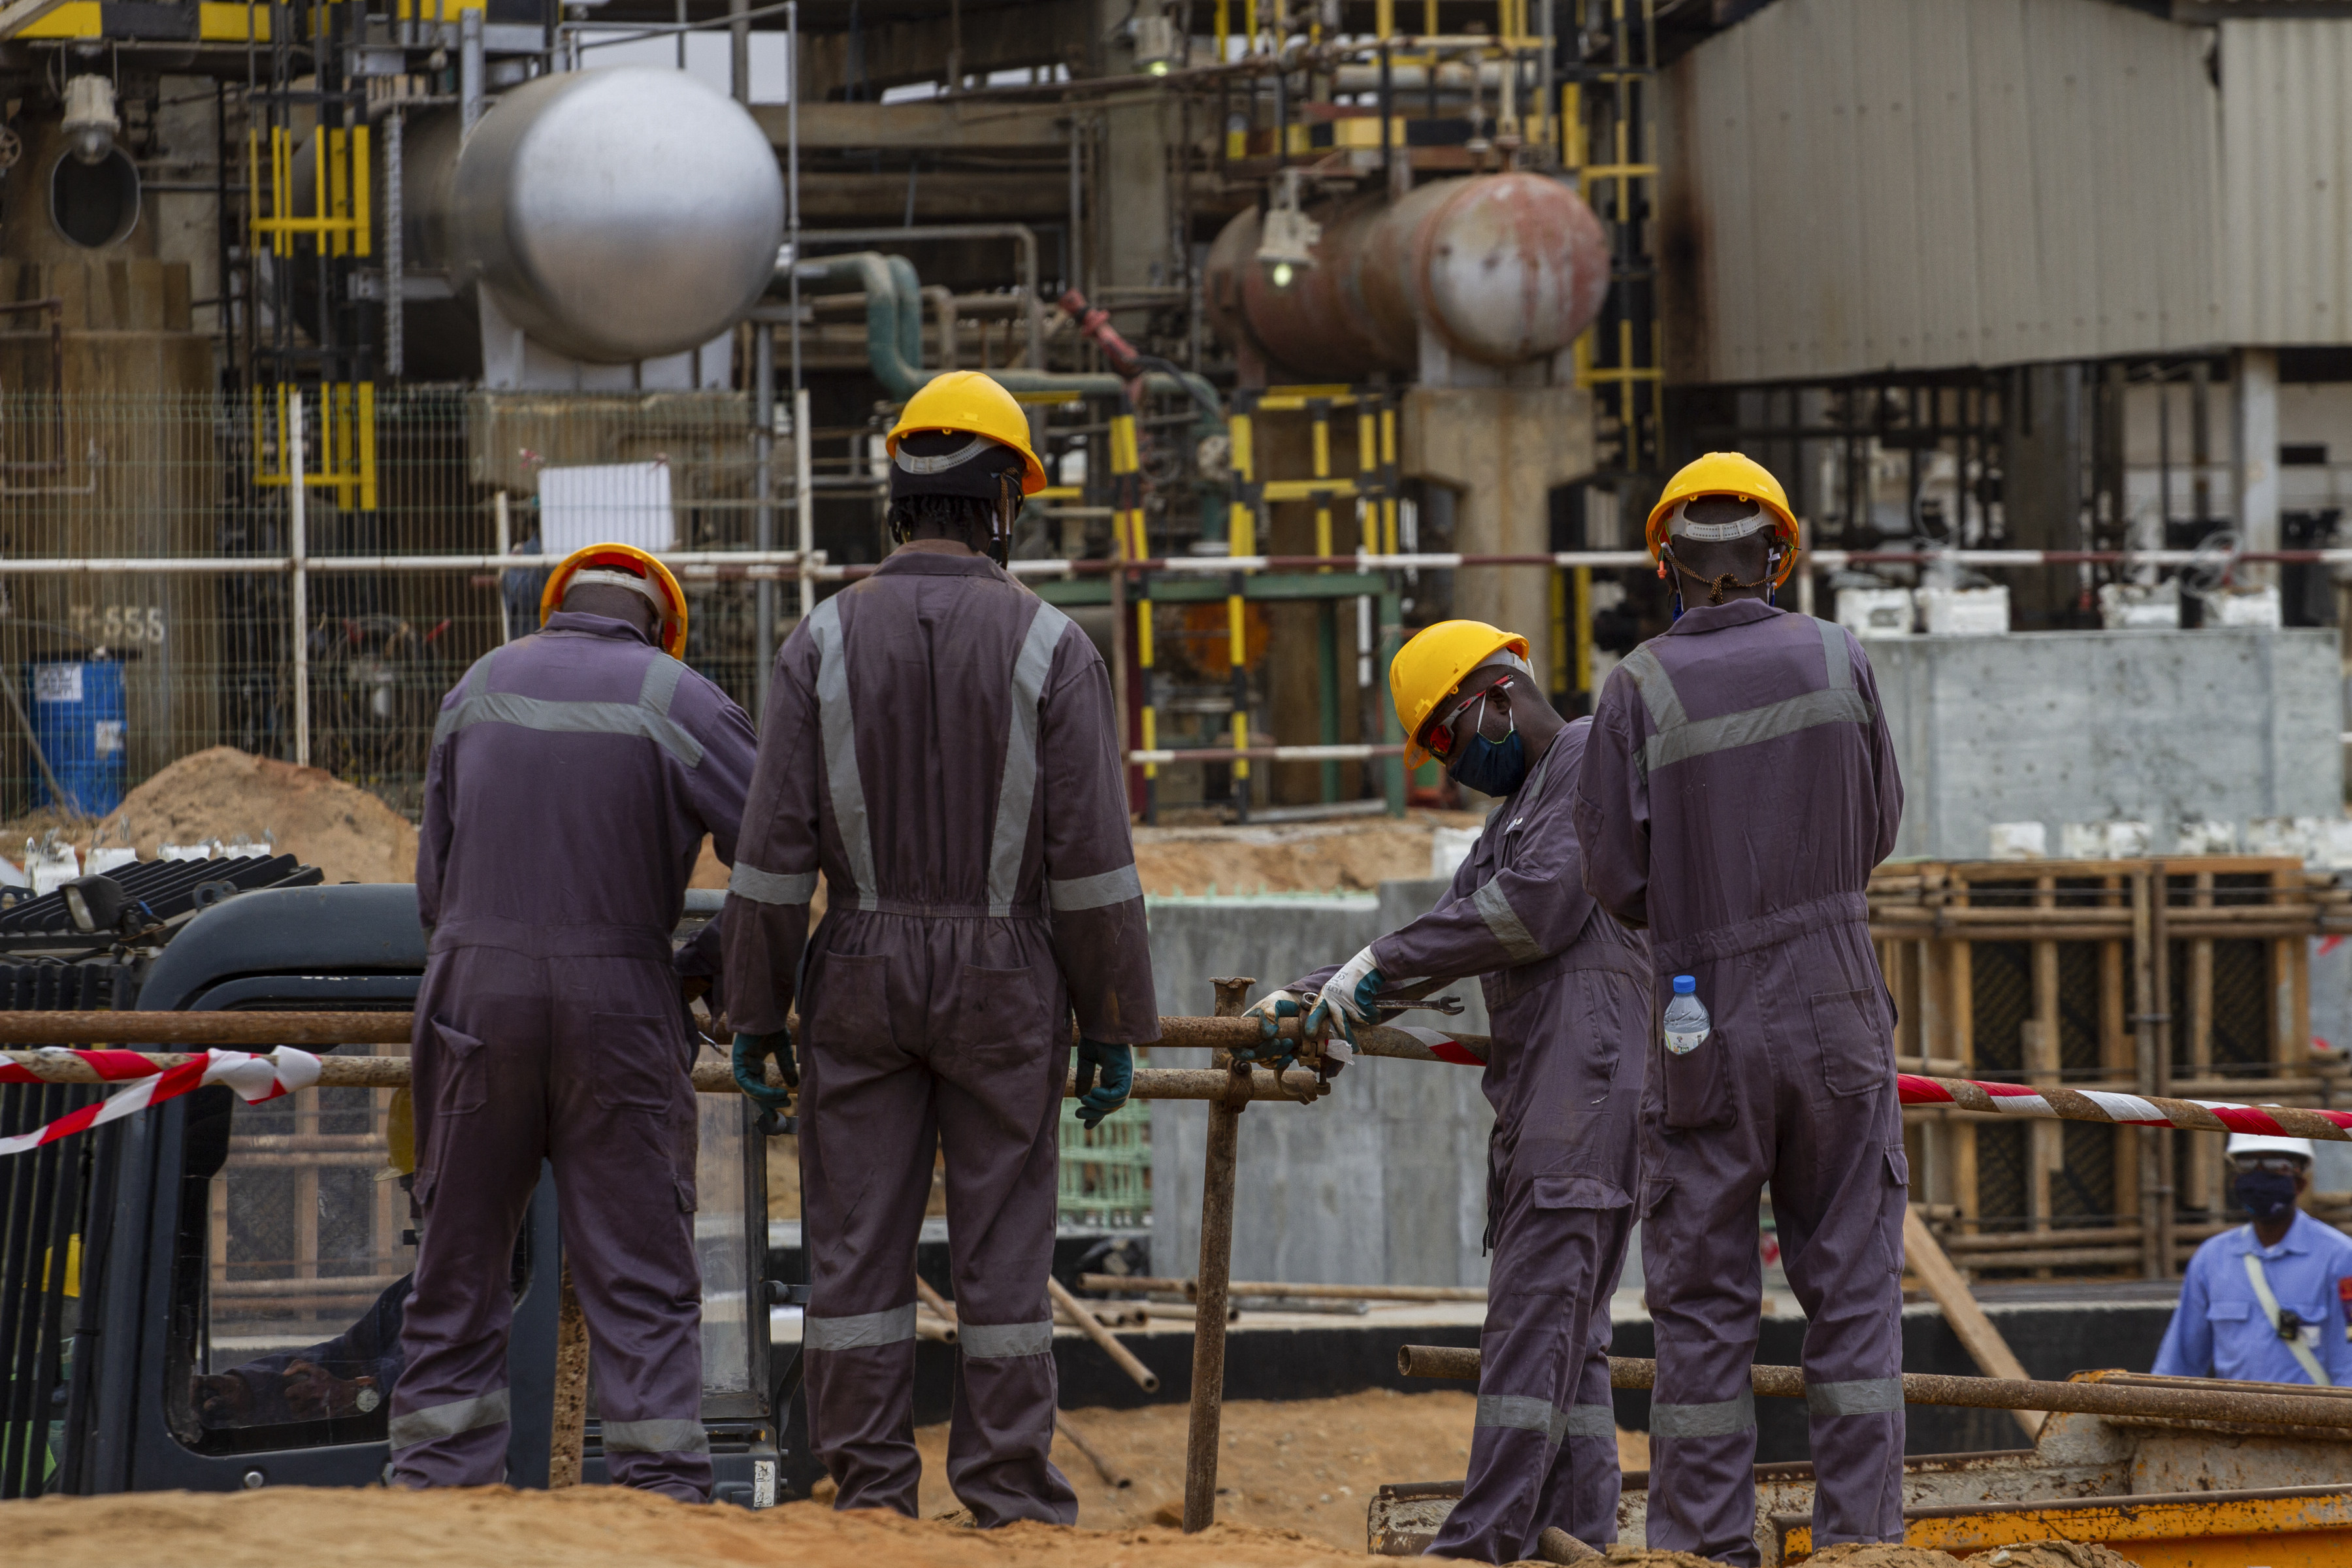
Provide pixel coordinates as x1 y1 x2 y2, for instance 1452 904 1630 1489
787 255 1230 536
791 252 925 400
885 255 923 373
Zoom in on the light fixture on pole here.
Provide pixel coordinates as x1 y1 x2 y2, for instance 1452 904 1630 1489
1256 169 1319 291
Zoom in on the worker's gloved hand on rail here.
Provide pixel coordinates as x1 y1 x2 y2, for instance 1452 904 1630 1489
283 1360 380 1420
731 1029 797 1112
1238 988 1311 1070
1075 1039 1133 1129
1304 947 1384 1051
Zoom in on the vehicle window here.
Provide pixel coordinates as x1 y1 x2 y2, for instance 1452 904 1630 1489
174 1044 414 1455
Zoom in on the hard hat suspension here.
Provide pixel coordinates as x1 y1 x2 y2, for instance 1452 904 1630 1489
566 566 672 615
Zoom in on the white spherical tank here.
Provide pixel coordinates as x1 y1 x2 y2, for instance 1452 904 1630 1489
450 67 784 364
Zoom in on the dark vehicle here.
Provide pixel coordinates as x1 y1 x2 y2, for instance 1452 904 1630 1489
0 871 805 1506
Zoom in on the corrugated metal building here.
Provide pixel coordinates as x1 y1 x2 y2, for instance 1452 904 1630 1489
1663 0 2352 385
2219 18 2352 347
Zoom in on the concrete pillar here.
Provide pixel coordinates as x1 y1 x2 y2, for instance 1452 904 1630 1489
2234 347 2280 587
1401 386 1595 687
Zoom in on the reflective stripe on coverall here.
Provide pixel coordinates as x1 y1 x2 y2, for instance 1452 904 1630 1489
1292 718 1648 1562
395 610 759 1501
1573 600 1906 1565
721 543 1157 1526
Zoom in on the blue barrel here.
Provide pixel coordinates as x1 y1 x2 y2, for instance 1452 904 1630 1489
28 659 125 815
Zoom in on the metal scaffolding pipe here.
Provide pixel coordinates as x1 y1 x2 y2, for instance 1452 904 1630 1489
1399 1347 2352 1431
0 1044 1331 1105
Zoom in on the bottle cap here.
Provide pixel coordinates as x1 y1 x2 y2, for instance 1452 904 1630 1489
1672 975 1696 995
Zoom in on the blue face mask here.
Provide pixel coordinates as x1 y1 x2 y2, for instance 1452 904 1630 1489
2237 1168 2300 1222
1446 711 1529 797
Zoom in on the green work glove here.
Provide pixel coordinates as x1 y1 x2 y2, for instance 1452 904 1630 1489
1074 1039 1133 1130
732 1029 797 1112
1238 989 1309 1071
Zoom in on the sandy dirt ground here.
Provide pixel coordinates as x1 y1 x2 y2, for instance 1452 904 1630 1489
1131 815 1481 898
0 1487 1359 1568
704 811 1478 906
0 1471 2125 1568
0 747 419 885
897 1390 1646 1553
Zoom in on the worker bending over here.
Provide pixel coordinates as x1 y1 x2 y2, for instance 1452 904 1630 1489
722 370 1156 1525
1243 620 1648 1563
1574 453 1906 1564
2154 1133 2352 1385
397 544 758 1499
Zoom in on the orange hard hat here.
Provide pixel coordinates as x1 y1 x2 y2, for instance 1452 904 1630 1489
540 542 689 659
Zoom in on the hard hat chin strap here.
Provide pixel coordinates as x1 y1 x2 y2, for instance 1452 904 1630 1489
1659 542 1776 608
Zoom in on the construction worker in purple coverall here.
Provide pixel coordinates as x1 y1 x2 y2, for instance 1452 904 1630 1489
1574 452 1906 1563
1242 619 1650 1564
395 543 759 1499
721 370 1158 1526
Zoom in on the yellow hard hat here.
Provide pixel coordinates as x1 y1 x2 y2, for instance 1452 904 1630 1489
1644 451 1801 588
886 370 1049 496
1391 619 1531 772
540 542 689 659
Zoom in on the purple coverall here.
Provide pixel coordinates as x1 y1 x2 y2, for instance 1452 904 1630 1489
721 543 1158 1526
395 610 759 1500
1293 717 1648 1563
1573 600 1906 1565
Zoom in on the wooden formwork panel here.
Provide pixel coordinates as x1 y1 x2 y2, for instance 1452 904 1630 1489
1872 857 2347 1279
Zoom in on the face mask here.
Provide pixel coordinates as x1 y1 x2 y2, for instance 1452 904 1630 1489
2236 1168 2299 1222
1446 709 1529 797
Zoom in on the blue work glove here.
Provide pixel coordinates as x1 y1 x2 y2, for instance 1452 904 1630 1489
1074 1039 1133 1130
1303 947 1383 1049
732 1029 797 1112
1238 989 1309 1071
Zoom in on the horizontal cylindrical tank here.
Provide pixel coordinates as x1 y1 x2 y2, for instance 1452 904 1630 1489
1205 173 1609 382
399 67 783 365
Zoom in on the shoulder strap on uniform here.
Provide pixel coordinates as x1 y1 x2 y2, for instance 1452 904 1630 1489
2244 1242 2331 1385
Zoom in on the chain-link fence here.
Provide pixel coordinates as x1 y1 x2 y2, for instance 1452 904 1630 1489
0 387 790 821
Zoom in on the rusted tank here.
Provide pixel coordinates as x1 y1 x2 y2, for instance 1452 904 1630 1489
1205 173 1609 382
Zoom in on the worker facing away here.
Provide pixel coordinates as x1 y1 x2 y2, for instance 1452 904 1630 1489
721 370 1156 1526
1574 453 1907 1565
1245 621 1650 1564
2153 1134 2352 1386
395 544 759 1500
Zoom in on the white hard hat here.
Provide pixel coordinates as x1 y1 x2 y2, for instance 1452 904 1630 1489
2227 1132 2315 1164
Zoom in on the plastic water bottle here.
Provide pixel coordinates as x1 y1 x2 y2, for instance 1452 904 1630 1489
1663 974 1710 1056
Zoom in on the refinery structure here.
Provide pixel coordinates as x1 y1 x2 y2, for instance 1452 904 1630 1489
5 0 2352 1558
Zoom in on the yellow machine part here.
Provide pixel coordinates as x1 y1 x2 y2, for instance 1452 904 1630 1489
1782 1484 2352 1566
17 0 487 35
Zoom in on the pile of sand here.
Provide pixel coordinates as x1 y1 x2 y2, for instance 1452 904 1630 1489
1134 814 1480 899
96 747 420 885
0 748 419 885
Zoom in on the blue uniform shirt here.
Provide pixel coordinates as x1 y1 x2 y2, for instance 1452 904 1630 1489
2152 1210 2352 1386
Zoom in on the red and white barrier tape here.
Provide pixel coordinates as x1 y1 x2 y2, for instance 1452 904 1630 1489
0 1047 322 1158
1899 1072 2352 1142
1356 1029 2352 1143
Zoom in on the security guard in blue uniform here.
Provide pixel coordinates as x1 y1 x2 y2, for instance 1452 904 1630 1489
2153 1133 2352 1386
